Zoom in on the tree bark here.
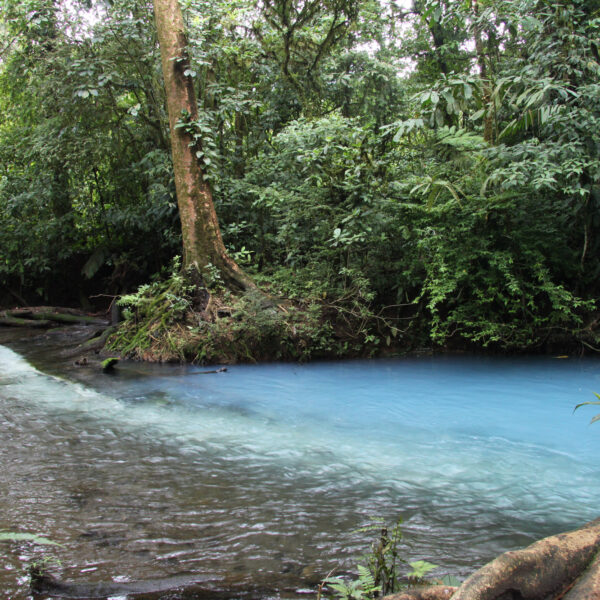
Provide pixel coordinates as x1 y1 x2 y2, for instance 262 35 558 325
472 0 494 143
384 586 457 600
0 307 108 328
563 550 600 600
450 518 600 600
152 0 253 290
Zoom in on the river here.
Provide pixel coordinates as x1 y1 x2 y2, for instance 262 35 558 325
1 326 599 599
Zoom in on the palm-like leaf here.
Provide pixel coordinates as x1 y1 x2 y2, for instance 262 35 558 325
574 394 600 425
0 531 63 546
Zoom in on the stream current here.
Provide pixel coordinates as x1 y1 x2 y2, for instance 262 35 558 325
1 327 599 599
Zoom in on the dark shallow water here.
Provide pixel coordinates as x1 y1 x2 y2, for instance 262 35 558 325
1 327 599 599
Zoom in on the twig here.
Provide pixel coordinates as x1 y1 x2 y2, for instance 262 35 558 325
317 568 337 600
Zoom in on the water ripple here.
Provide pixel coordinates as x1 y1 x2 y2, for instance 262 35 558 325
1 344 599 599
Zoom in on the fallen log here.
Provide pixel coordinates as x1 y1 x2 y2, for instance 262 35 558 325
0 315 52 328
6 307 108 326
0 308 109 329
449 518 600 600
30 312 107 326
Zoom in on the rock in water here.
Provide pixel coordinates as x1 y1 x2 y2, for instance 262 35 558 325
101 357 119 373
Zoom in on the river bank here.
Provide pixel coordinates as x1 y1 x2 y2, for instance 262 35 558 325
2 296 596 370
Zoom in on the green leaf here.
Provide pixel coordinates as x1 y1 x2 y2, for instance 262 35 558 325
440 574 462 586
573 394 600 425
574 400 600 411
408 560 438 579
81 247 108 279
470 109 485 121
0 532 63 547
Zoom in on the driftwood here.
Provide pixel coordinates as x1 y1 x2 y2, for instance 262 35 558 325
192 367 228 374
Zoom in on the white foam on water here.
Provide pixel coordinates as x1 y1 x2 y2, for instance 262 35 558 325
2 345 600 527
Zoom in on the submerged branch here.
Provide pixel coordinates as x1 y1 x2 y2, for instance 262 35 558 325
30 567 220 599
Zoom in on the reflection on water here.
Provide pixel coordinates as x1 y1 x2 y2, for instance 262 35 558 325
1 328 599 599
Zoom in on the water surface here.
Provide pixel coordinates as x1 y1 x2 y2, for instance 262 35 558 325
1 328 599 599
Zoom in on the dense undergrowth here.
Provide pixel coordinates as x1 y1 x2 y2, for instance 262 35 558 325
108 258 402 363
1 0 600 358
107 256 597 365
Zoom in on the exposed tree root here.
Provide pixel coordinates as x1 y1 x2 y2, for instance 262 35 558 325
76 326 115 352
562 550 600 600
449 518 600 600
384 586 457 600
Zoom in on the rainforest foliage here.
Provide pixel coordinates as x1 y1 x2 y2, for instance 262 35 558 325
1 0 599 358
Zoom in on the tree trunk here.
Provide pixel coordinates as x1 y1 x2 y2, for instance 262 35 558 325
152 0 253 290
472 0 494 143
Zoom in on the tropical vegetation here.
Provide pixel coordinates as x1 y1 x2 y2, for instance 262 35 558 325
1 0 599 360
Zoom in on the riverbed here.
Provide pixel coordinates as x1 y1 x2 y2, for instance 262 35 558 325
1 326 599 599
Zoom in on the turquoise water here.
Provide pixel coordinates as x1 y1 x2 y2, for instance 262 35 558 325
1 340 599 598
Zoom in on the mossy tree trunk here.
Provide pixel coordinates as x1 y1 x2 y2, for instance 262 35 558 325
472 0 494 144
152 0 253 290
